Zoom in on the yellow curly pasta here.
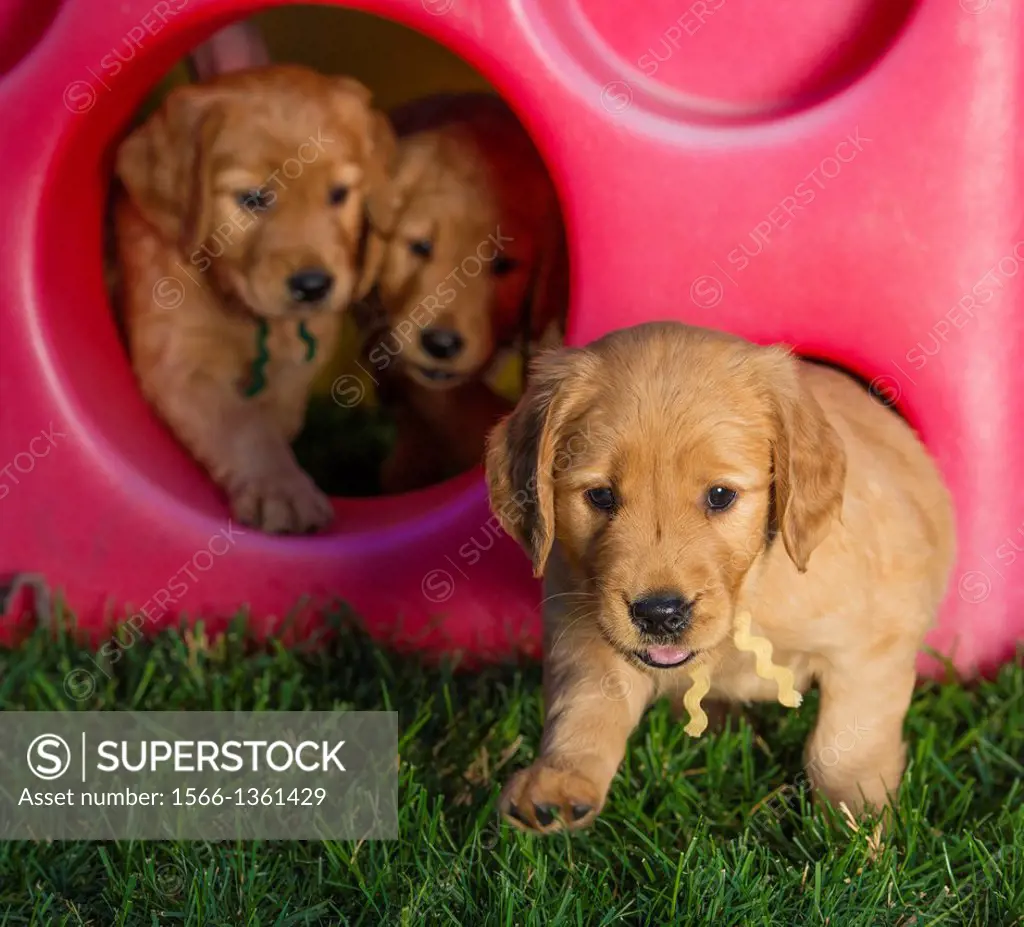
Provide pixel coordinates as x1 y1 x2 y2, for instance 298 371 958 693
680 612 803 736
682 665 713 737
732 610 802 708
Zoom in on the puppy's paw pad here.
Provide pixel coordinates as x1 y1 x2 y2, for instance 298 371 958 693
500 763 602 834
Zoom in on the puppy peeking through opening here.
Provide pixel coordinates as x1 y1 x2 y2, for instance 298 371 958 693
485 321 955 834
113 65 394 533
354 93 568 494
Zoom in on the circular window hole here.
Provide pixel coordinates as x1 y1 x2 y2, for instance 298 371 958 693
101 4 570 518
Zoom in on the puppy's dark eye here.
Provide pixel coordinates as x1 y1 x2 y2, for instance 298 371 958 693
491 255 520 277
706 486 737 512
329 185 349 206
585 487 617 513
237 189 272 211
409 239 433 259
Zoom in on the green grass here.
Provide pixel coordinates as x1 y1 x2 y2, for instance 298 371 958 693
0 613 1021 926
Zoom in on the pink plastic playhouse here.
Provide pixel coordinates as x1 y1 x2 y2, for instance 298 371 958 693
1 0 1021 677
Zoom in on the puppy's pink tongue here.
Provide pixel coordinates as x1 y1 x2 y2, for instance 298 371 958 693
646 646 691 666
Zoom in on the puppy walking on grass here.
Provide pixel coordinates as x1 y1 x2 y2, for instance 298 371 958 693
485 321 955 833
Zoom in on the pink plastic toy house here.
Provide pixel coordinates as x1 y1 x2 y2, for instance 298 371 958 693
1 0 1021 678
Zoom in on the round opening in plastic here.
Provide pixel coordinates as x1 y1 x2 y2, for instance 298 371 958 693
37 4 571 537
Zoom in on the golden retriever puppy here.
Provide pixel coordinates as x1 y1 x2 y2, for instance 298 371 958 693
114 65 395 532
485 321 955 832
362 92 566 386
356 93 567 491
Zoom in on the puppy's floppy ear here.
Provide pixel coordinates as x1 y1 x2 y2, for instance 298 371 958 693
115 84 226 254
363 111 397 228
355 133 437 300
327 77 400 300
485 347 598 577
354 110 399 300
332 76 397 229
764 347 847 573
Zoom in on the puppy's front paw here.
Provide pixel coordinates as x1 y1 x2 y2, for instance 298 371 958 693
230 468 334 534
500 761 604 834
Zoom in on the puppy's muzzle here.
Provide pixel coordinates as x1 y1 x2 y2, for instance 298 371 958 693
629 591 693 637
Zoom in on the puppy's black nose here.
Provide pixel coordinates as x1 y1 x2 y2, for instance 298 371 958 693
420 327 464 360
287 268 334 304
629 592 693 636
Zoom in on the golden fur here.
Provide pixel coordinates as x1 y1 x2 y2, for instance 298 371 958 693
113 65 394 532
358 93 567 491
485 321 955 832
